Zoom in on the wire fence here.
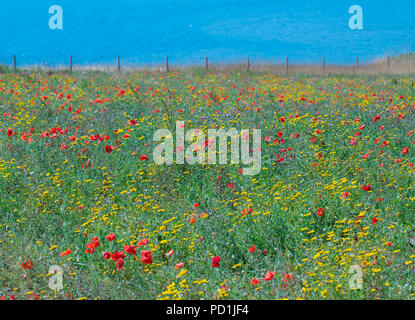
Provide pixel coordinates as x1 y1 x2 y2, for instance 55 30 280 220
4 55 415 75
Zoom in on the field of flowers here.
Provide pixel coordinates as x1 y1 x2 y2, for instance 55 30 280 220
1 69 415 300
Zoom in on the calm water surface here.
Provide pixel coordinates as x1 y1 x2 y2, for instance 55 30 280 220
1 0 414 66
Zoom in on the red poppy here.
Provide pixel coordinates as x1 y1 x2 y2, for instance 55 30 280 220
124 245 137 255
141 251 153 264
105 145 113 154
251 278 260 286
341 192 351 198
116 89 126 97
106 233 116 242
103 251 111 259
242 208 253 215
316 208 326 217
166 250 174 258
140 155 148 161
85 236 100 254
138 238 149 246
111 251 125 261
248 245 256 253
211 256 221 268
116 259 124 271
6 128 14 137
264 271 275 281
21 260 33 270
91 134 102 141
60 249 72 257
283 274 293 282
175 262 184 269
402 147 409 155
361 184 372 191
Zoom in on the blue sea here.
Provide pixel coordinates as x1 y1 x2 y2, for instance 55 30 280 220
1 0 414 66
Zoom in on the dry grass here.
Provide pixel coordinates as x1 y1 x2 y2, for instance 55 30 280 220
5 56 415 75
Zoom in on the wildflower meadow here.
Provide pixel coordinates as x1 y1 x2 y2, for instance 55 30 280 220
1 68 415 300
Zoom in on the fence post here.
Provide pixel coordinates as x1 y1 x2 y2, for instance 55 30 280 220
355 56 358 73
166 56 169 73
13 55 16 72
247 57 250 72
387 56 390 72
70 56 73 73
285 57 288 74
205 56 208 72
322 56 325 73
117 56 121 73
